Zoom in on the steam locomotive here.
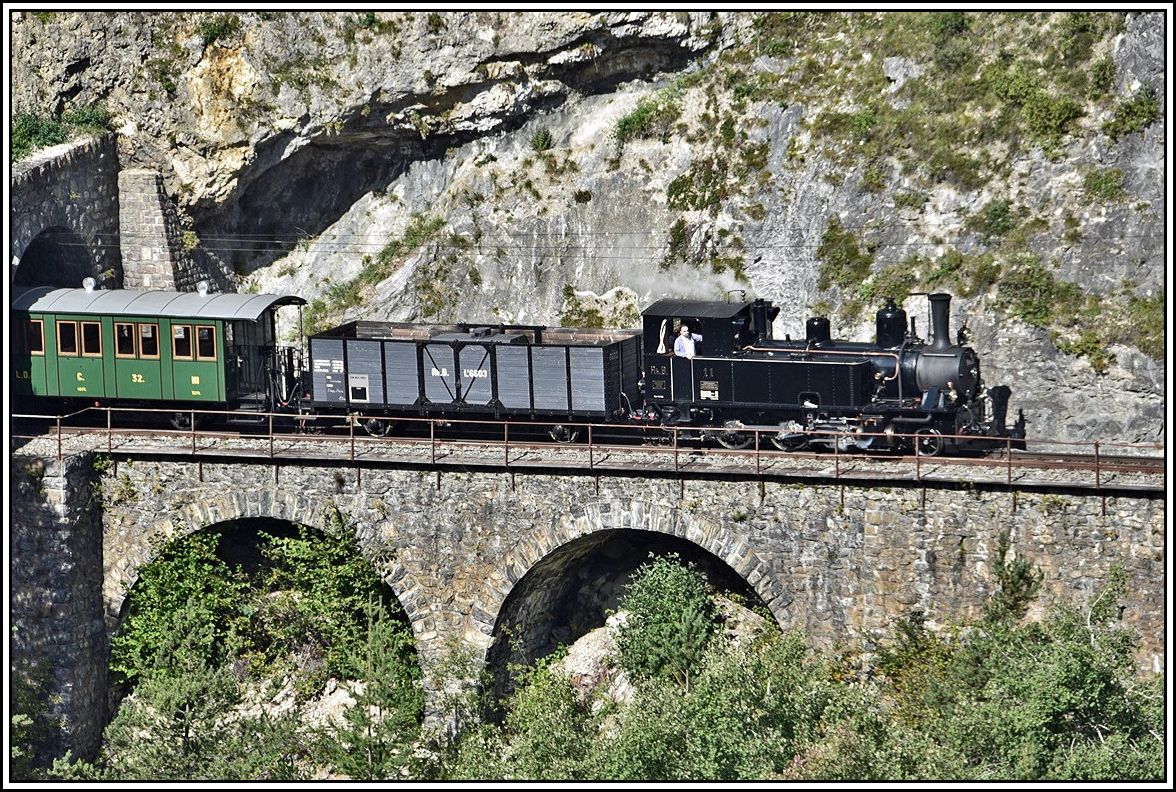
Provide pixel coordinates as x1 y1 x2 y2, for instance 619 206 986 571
636 293 1025 455
12 282 1024 456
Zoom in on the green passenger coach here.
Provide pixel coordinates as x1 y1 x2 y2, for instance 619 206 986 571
12 285 305 425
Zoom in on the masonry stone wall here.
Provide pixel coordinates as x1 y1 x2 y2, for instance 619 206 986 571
11 135 121 288
12 452 1166 760
10 454 108 762
116 169 200 291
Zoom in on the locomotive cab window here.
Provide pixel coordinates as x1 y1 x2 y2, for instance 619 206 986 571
139 323 160 359
26 319 44 355
173 325 193 359
195 325 217 361
57 321 79 356
81 322 103 357
115 323 136 357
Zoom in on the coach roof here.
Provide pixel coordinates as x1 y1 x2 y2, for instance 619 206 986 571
12 287 306 321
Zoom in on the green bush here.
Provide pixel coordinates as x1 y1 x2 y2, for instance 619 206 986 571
666 157 729 213
816 217 873 291
1103 86 1159 141
12 113 68 161
13 103 116 162
1082 167 1126 202
614 94 681 145
1021 91 1083 148
530 128 553 152
1086 55 1115 99
998 255 1084 327
614 554 719 690
929 11 968 40
196 13 240 47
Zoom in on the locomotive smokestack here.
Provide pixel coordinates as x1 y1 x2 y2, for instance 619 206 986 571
929 293 952 351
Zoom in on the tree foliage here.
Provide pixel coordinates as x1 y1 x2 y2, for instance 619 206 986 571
614 553 719 691
316 601 424 780
439 553 1163 782
76 519 422 780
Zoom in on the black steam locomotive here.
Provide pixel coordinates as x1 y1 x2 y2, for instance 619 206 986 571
304 292 1025 456
637 293 1025 455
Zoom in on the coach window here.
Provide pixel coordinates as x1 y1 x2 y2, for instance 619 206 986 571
81 321 103 357
115 323 137 357
196 325 217 361
139 323 160 359
57 321 79 356
27 319 44 355
173 324 193 359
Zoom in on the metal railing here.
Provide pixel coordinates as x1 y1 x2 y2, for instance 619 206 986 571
9 406 1165 493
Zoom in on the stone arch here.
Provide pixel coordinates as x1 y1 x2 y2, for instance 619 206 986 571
12 225 96 288
467 497 788 662
105 488 432 656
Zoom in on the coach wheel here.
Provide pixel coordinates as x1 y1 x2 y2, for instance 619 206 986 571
915 428 944 457
549 424 580 444
362 417 394 437
715 430 753 451
169 412 198 431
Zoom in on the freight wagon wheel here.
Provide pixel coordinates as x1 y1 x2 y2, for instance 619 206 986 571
715 430 754 450
361 417 395 437
915 428 944 457
549 424 580 444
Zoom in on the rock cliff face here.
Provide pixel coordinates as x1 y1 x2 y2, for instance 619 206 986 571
12 10 1166 443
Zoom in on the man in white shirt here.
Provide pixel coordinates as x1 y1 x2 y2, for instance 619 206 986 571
674 324 702 358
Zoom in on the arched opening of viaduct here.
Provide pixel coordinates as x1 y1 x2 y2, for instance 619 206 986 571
106 513 423 727
13 226 96 288
484 528 776 707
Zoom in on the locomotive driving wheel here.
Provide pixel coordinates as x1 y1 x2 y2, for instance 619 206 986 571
915 428 944 457
770 435 808 452
715 431 753 450
549 424 580 444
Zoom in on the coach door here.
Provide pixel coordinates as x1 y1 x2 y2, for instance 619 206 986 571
113 320 163 399
170 321 221 402
55 316 107 398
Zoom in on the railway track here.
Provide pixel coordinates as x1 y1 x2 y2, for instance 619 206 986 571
11 412 1165 495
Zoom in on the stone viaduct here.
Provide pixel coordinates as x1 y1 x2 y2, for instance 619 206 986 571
10 449 1166 760
11 132 205 291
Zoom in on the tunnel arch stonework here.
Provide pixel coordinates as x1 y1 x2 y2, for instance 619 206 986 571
13 451 1166 760
11 136 122 288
